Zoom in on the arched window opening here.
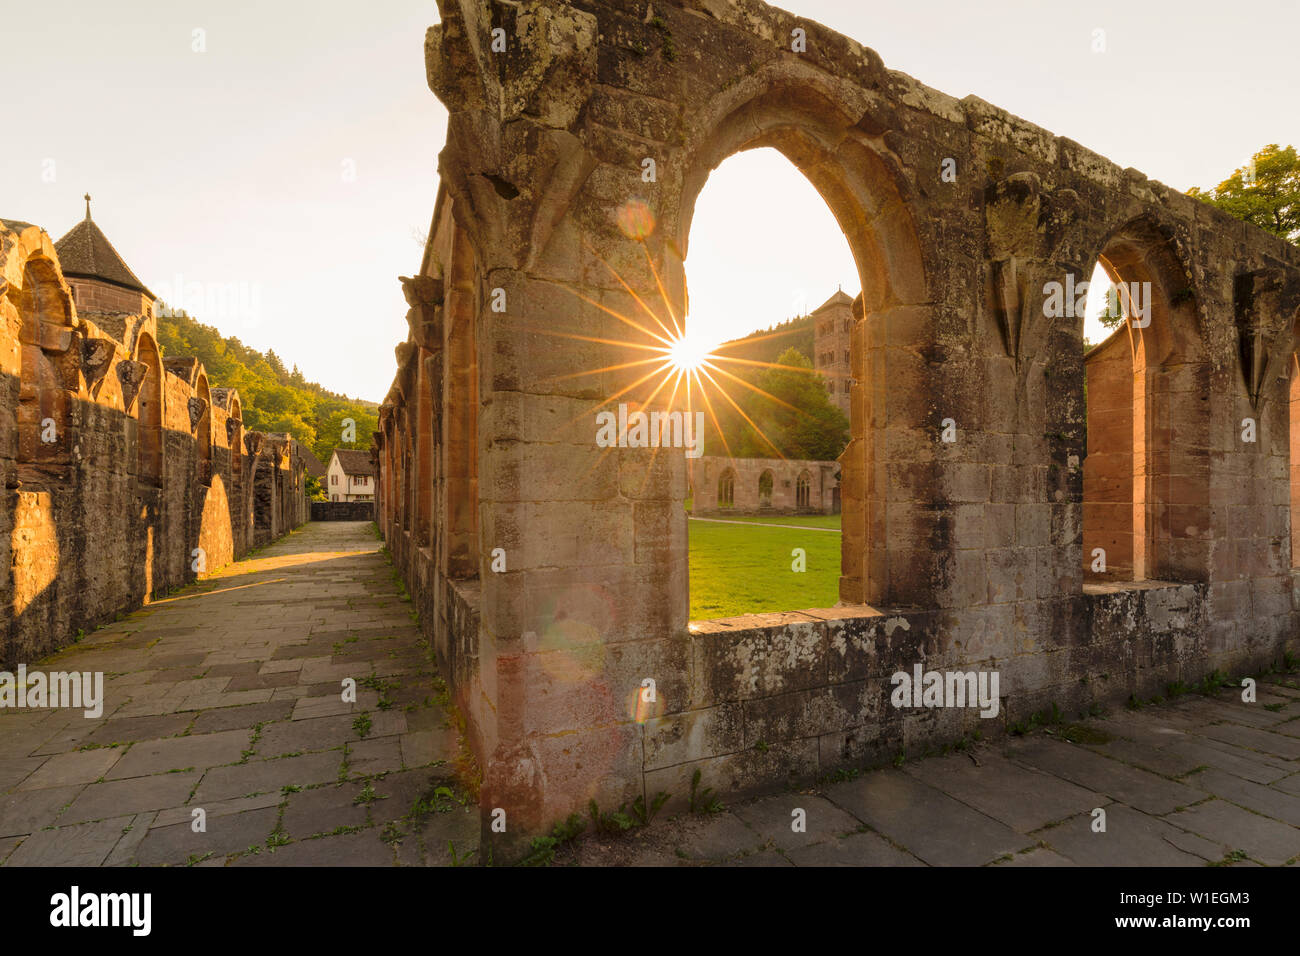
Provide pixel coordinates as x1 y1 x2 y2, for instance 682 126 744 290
15 258 73 469
195 373 212 486
1081 226 1208 586
381 416 396 534
718 468 735 508
1290 354 1300 568
443 225 479 580
135 333 164 486
662 69 931 619
679 132 911 620
1082 256 1143 581
416 352 435 547
401 410 414 535
228 395 243 492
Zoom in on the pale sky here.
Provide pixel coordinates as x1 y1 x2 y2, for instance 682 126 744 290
2 1 1295 400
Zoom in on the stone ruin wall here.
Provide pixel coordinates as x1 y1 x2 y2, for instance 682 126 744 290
311 500 377 522
0 220 308 668
689 455 838 513
374 0 1300 847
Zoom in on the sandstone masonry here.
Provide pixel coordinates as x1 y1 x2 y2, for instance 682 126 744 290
373 0 1300 849
1 215 309 668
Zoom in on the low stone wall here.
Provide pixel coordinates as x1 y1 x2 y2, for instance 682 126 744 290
690 456 839 514
640 581 1211 810
311 500 375 521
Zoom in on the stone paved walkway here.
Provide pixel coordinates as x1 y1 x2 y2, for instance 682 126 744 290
555 670 1300 867
5 522 1299 867
0 521 477 867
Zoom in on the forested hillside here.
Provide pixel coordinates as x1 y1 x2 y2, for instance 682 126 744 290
713 313 814 367
704 314 848 460
153 307 379 475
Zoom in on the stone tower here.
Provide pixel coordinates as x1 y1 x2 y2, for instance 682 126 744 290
54 195 156 318
810 287 853 417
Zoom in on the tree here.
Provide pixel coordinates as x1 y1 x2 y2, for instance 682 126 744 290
152 310 379 467
1188 144 1300 245
314 406 378 464
1095 282 1126 332
265 349 289 385
719 347 849 460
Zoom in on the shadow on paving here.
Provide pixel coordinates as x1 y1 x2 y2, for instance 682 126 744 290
0 521 479 867
548 669 1300 867
5 519 1298 868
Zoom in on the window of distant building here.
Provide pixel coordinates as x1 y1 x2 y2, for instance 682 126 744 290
796 471 811 509
331 474 338 485
718 469 735 508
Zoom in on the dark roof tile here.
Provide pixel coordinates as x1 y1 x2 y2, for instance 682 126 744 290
300 447 327 478
812 289 854 314
332 448 375 476
54 216 154 300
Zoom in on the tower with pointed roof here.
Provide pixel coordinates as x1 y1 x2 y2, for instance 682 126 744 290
54 195 156 318
811 287 854 417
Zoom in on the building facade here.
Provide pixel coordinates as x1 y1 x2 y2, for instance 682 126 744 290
810 288 854 418
689 456 839 514
326 448 375 501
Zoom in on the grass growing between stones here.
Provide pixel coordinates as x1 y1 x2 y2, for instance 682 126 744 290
1009 702 1113 744
688 515 840 619
1207 849 1250 867
428 672 483 803
519 790 673 867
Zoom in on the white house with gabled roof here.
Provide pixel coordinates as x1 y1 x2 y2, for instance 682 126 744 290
326 448 375 502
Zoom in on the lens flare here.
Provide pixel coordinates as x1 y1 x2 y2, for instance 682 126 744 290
520 234 854 498
616 200 656 241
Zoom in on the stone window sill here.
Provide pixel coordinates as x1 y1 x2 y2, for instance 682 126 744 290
688 604 882 633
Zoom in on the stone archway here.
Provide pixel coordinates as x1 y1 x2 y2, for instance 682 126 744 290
13 255 76 473
717 467 735 507
676 77 932 605
381 0 1300 849
1082 215 1210 585
134 332 163 486
418 0 950 837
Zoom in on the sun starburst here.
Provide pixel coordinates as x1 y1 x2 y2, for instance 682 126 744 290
662 329 713 374
515 201 852 477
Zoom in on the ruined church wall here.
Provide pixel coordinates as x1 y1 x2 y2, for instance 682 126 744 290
248 435 307 549
689 456 837 513
375 192 500 793
375 0 1300 843
0 220 306 669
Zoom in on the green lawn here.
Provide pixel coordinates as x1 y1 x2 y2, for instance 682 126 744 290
695 513 843 530
688 514 841 620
